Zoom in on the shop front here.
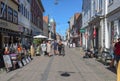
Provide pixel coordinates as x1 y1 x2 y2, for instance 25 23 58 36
0 21 32 71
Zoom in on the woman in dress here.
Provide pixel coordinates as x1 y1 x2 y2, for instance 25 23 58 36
47 41 52 57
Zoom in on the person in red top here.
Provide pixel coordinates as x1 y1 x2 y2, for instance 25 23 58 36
114 37 120 68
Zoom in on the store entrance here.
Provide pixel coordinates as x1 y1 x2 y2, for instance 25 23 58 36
0 33 2 49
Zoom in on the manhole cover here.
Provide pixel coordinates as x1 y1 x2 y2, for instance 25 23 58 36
61 72 70 77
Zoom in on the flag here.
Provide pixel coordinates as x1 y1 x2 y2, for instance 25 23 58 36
93 27 96 38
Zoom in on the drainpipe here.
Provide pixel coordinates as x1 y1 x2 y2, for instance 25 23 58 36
104 0 109 49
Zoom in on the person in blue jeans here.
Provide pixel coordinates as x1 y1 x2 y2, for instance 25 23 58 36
52 40 58 55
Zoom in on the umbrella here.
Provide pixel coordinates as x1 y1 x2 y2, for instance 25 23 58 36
47 38 54 40
33 35 48 38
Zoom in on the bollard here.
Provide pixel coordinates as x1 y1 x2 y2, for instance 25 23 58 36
117 61 120 81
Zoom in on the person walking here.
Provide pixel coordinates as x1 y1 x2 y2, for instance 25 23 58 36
109 41 115 68
114 37 120 69
52 40 58 55
46 41 52 57
58 41 65 56
58 41 63 55
36 44 41 56
30 44 35 58
41 41 47 56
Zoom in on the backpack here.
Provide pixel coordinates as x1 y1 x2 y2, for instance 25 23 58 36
114 42 120 55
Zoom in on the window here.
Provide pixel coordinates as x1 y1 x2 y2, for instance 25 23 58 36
25 9 27 18
99 0 102 11
24 7 25 16
13 10 18 24
93 1 96 15
1 2 7 19
27 11 29 20
18 4 21 12
27 0 31 3
109 0 113 4
7 7 13 22
21 4 23 14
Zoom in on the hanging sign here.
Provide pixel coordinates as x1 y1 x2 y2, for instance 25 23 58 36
80 29 85 33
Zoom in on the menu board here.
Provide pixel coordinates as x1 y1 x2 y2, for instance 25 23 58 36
3 55 12 69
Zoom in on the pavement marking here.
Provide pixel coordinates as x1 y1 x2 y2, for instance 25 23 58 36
40 55 54 81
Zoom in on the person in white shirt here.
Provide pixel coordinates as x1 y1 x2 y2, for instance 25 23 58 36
41 41 47 56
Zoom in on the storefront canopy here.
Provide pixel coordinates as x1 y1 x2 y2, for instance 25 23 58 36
33 35 48 39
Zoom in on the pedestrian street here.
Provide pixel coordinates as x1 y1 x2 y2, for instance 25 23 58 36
0 46 116 81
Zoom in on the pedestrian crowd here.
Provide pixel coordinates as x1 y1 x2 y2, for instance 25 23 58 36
35 40 65 57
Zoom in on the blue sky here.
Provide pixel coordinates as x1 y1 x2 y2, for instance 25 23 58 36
41 0 82 36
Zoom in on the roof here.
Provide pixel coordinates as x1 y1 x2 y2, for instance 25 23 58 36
43 16 49 24
75 13 80 20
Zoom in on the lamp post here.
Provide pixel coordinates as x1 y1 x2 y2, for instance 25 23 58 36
68 21 70 47
48 23 51 39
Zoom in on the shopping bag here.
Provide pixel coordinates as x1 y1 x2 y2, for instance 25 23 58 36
117 61 120 81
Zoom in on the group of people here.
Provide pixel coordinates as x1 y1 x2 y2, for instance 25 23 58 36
36 40 65 57
110 37 120 70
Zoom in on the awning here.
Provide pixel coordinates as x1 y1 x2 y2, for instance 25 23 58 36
33 34 48 39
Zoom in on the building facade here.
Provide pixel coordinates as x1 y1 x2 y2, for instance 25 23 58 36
43 16 49 37
81 0 91 49
31 0 44 36
81 0 120 56
0 0 19 49
18 0 32 46
82 0 110 54
107 0 120 44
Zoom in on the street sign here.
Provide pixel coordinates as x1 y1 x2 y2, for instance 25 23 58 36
80 29 85 33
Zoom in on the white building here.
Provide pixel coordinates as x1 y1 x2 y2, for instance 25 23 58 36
82 0 110 52
107 0 120 43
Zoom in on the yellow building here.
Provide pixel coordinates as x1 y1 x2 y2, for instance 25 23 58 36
0 0 19 49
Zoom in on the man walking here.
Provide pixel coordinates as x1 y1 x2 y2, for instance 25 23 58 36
52 40 58 55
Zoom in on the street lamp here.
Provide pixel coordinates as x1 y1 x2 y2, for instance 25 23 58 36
68 21 70 47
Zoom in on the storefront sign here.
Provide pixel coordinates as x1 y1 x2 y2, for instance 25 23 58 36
0 21 8 27
80 29 85 33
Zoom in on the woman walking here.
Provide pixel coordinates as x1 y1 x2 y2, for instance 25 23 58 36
47 41 52 57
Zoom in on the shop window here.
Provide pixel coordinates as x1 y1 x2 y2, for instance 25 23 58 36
7 7 13 22
13 10 18 24
1 2 7 19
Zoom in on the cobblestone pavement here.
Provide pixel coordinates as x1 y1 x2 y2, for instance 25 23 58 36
0 46 116 81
